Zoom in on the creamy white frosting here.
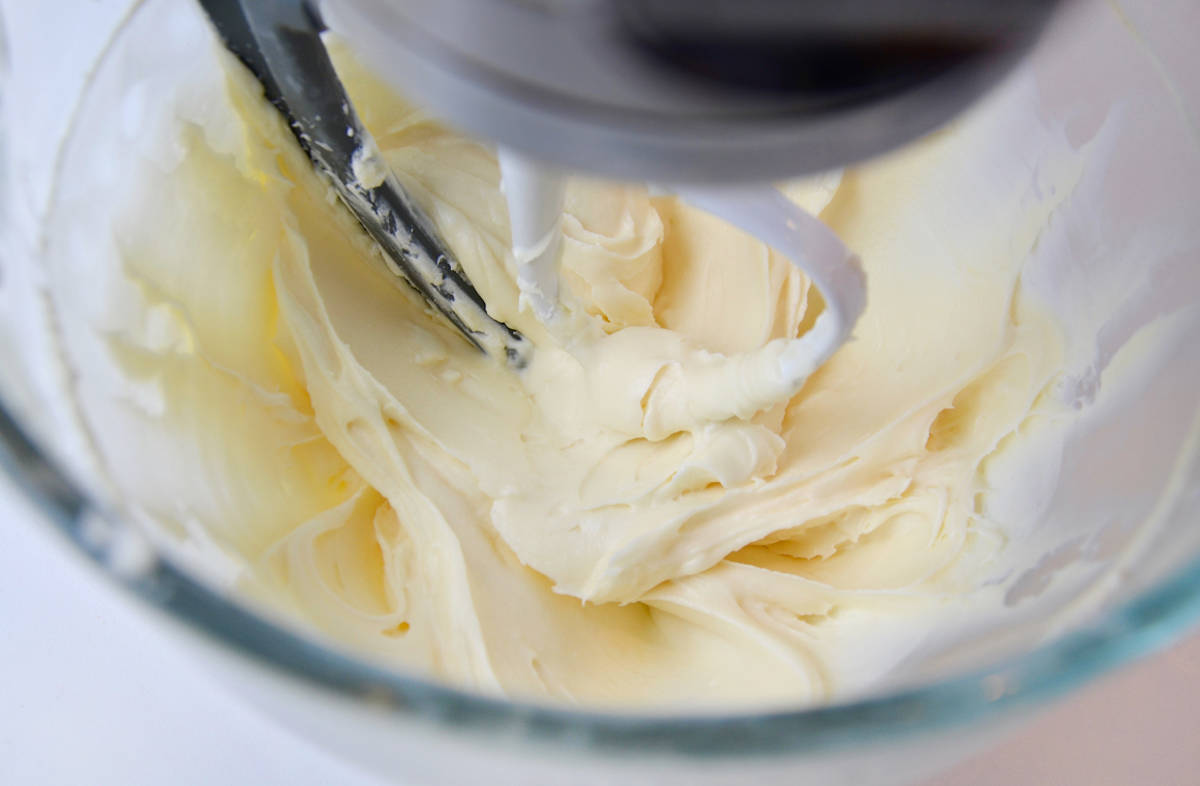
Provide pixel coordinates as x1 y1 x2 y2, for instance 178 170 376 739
53 34 1139 709
14 0 1197 719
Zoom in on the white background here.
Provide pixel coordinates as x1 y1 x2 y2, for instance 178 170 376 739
2 473 1199 786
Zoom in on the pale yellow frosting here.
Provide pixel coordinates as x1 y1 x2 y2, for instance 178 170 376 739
91 44 1081 709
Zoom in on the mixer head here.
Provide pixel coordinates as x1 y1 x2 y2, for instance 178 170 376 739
197 0 1059 370
322 0 1063 183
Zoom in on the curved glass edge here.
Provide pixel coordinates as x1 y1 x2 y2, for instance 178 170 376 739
3 392 1200 759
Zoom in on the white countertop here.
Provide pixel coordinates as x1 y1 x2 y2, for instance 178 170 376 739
2 472 1198 786
0 475 387 786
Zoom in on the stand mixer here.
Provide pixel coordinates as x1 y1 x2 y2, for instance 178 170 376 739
197 0 1061 391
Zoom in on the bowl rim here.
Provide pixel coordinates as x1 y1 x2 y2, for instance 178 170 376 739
4 390 1200 759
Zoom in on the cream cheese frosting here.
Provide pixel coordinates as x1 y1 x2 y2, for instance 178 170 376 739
78 40 1090 709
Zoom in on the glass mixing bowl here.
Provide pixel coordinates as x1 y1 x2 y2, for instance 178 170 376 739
1 1 1199 784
